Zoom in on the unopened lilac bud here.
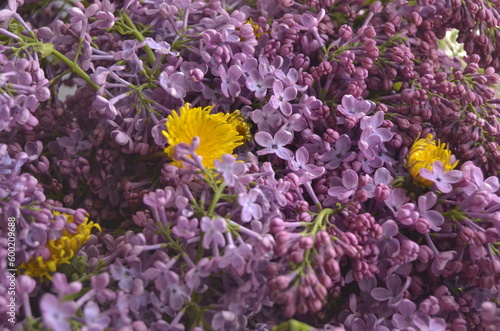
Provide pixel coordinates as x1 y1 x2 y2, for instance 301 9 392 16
338 25 352 39
415 218 430 234
308 298 322 312
297 212 312 223
270 218 285 234
297 200 309 212
290 250 304 264
299 236 314 250
325 259 340 276
419 295 441 315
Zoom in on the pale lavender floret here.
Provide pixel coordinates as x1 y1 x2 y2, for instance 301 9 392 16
245 68 275 98
217 243 252 276
337 94 376 119
214 154 249 191
321 134 355 170
370 274 411 307
327 169 358 201
159 71 188 99
145 37 178 55
179 61 208 92
417 192 444 231
40 294 77 331
269 80 297 117
238 188 263 223
200 216 226 249
110 260 142 292
274 68 307 92
377 220 400 257
420 161 463 193
83 301 111 331
161 272 191 311
413 315 447 331
255 130 294 160
56 129 92 156
360 111 392 142
218 64 242 97
185 258 212 290
250 106 282 132
172 216 198 239
52 273 82 297
358 126 383 160
288 146 324 182
391 299 417 329
385 188 419 226
431 250 457 276
461 161 500 199
364 167 393 198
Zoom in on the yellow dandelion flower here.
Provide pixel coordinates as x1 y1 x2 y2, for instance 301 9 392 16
19 211 101 280
406 134 458 187
162 103 250 168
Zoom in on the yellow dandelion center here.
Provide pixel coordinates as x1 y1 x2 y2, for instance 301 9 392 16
162 103 250 168
406 134 458 187
19 211 101 280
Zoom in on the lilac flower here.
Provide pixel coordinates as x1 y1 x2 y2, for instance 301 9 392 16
321 134 355 170
461 161 500 196
211 311 247 331
91 273 116 303
370 275 411 307
391 299 417 329
218 243 252 276
250 106 282 131
385 188 419 226
274 68 307 92
110 259 142 292
161 272 190 311
238 188 263 223
214 154 249 191
172 216 199 239
218 64 243 97
364 167 393 199
269 80 297 116
288 146 324 180
431 251 457 277
145 37 178 55
377 220 400 257
159 71 188 99
358 127 383 160
200 216 227 249
40 294 77 331
56 129 92 156
185 258 212 290
82 301 111 331
255 130 294 160
420 161 463 193
52 272 82 297
360 111 392 142
337 95 376 119
327 169 358 201
413 315 447 331
417 192 444 231
245 68 275 98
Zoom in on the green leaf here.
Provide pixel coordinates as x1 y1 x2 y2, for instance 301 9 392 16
393 82 403 91
35 43 54 58
272 319 314 331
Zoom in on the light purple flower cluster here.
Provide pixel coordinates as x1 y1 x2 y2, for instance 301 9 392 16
0 0 500 330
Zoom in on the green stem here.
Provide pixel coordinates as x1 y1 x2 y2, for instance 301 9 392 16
122 12 156 66
51 49 100 91
207 181 226 217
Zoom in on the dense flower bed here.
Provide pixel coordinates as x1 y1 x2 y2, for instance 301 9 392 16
1 0 500 330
